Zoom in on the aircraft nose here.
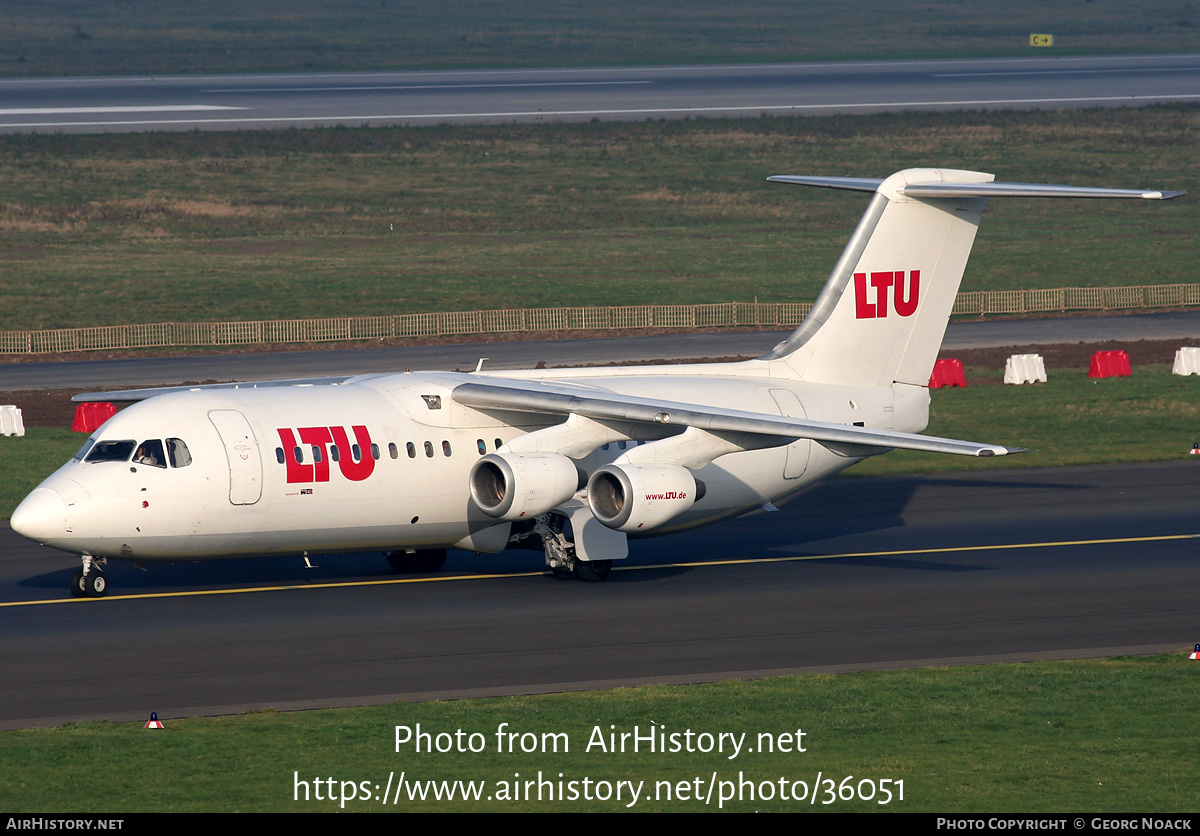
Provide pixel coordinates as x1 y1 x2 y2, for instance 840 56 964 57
10 488 69 543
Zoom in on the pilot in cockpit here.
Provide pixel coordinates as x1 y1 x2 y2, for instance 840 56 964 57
134 441 164 467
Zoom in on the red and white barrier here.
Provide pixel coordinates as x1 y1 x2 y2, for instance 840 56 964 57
0 405 23 437
1172 347 1200 376
1088 350 1131 379
929 358 966 389
72 402 117 433
1004 354 1047 385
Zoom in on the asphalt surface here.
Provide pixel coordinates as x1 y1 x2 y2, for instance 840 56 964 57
1 460 1195 729
3 310 1199 392
0 53 1197 133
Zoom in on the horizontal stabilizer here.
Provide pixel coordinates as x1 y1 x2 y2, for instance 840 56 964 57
766 175 884 192
767 174 1185 200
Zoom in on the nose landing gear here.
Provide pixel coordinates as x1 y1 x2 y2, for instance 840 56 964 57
71 555 109 598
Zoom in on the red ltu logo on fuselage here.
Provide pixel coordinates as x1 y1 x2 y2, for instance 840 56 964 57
277 426 375 483
854 270 920 319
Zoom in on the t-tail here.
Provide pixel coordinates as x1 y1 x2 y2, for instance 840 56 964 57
761 168 1184 387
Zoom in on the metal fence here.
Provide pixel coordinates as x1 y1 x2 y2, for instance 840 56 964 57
3 284 1198 355
950 284 1200 317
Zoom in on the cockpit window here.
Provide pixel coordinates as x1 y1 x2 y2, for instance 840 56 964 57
85 439 136 463
133 439 167 468
73 437 97 462
167 438 192 468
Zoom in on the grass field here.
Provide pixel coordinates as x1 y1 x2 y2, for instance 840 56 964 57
2 1 1197 79
853 365 1200 476
1 653 1193 812
1 106 1196 333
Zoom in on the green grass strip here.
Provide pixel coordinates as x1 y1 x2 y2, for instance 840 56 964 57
1 106 1196 332
0 654 1194 812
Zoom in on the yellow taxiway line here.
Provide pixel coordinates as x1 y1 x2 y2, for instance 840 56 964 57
3 532 1197 608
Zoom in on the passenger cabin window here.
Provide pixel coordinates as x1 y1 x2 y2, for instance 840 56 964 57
442 440 452 457
330 445 340 462
388 443 398 460
424 441 434 458
85 440 136 463
167 438 192 468
371 443 380 461
133 439 167 468
477 439 486 456
275 448 286 464
406 442 416 459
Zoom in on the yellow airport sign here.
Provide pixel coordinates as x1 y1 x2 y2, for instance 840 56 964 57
1030 33 1054 47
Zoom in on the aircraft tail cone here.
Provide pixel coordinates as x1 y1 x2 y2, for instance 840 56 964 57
144 712 165 729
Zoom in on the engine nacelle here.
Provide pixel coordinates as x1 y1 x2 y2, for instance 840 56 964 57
469 453 585 521
586 463 705 533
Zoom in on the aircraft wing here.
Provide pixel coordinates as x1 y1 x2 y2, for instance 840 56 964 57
452 379 1022 458
71 372 1022 457
70 376 361 403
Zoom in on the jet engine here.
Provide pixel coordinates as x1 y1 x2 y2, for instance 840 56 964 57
586 463 705 533
469 453 585 521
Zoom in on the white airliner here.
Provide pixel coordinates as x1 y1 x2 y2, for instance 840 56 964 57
11 168 1182 596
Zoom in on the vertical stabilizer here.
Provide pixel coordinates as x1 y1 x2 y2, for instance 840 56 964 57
761 168 1182 386
762 168 992 387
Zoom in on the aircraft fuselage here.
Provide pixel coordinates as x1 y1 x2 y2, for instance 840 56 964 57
14 366 921 562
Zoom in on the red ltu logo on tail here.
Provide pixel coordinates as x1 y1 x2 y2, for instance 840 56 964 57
854 270 920 319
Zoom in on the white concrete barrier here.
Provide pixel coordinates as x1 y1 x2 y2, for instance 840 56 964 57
1172 346 1200 376
0 405 24 437
1004 354 1047 385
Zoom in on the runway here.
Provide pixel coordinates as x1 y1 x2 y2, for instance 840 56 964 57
0 53 1197 133
1 460 1196 730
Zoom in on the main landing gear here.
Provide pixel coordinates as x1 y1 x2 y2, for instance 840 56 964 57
71 555 108 598
534 514 612 582
385 549 447 573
